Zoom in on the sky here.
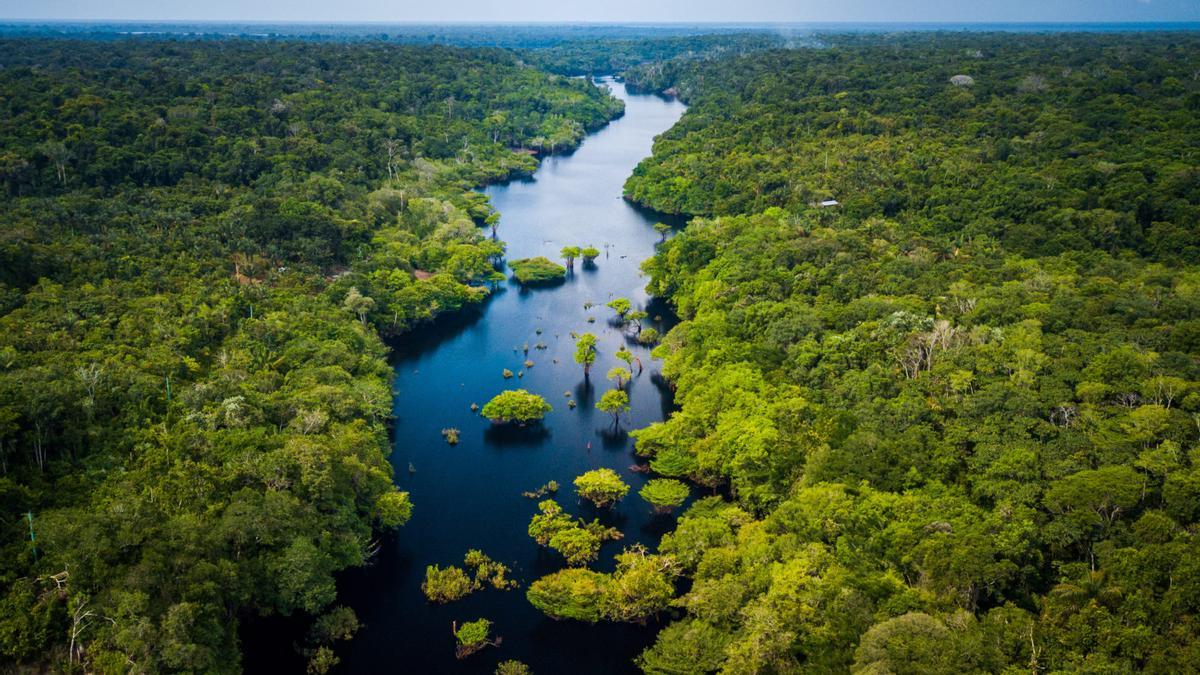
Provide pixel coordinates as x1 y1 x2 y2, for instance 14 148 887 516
1 0 1198 24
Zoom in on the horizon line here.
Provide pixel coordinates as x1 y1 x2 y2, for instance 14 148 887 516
2 19 1200 26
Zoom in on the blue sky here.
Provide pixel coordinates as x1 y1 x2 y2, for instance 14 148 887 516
2 0 1198 23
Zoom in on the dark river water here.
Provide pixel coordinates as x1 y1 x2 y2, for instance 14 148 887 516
332 79 687 674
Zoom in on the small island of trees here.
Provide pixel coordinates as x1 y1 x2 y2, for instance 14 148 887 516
509 256 567 285
480 390 552 424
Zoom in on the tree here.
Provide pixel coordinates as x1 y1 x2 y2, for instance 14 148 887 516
480 390 552 424
526 568 608 622
607 366 632 390
561 245 581 269
382 138 402 180
574 468 630 508
599 546 677 623
528 500 575 546
852 613 958 675
574 333 598 377
626 310 648 334
453 619 496 659
422 565 474 603
37 140 71 185
639 479 690 514
636 327 660 345
526 546 676 624
549 527 605 566
638 619 731 675
654 222 672 242
342 287 375 326
528 499 620 565
615 345 642 375
607 297 632 320
597 389 630 427
496 661 531 675
581 246 601 264
375 491 413 528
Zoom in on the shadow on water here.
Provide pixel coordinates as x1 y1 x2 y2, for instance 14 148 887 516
386 299 491 364
483 423 552 448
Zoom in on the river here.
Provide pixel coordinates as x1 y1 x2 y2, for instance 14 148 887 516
333 78 687 673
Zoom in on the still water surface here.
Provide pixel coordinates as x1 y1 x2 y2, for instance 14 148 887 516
336 79 687 673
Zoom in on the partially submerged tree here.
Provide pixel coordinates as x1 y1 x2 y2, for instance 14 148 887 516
561 245 581 269
453 619 498 659
615 345 642 376
607 297 632 321
607 367 632 390
527 499 621 566
574 468 630 508
464 550 519 591
638 479 690 514
626 310 648 334
480 389 552 424
574 333 598 377
581 246 601 264
654 221 672 242
526 545 677 624
597 389 631 427
422 551 517 603
423 565 474 603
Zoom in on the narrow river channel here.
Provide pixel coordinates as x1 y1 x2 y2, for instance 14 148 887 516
335 79 687 673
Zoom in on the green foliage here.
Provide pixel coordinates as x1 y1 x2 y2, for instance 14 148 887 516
623 32 1200 674
574 468 631 508
527 499 622 566
526 568 609 622
422 550 518 604
580 246 601 262
607 297 632 318
638 479 690 514
480 389 552 424
453 618 493 659
597 389 631 426
510 256 567 285
625 33 1200 265
574 332 599 375
606 367 633 389
376 491 415 528
561 245 581 267
526 546 677 624
521 480 560 499
422 565 475 603
0 36 625 670
496 660 532 675
464 549 519 591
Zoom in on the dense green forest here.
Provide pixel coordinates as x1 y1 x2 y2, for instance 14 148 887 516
0 39 622 672
603 33 1200 672
5 27 1200 674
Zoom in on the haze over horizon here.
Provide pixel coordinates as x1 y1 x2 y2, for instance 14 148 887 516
3 0 1198 24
